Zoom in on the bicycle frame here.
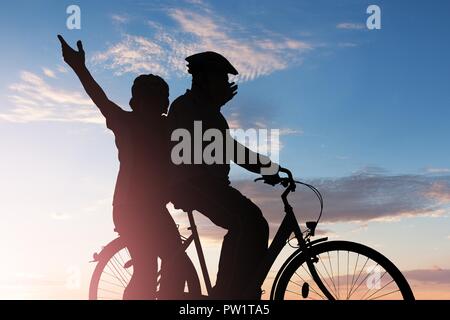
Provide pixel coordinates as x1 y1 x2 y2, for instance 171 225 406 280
179 174 333 299
244 181 331 298
92 169 412 301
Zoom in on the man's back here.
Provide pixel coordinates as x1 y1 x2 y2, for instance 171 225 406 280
168 90 231 185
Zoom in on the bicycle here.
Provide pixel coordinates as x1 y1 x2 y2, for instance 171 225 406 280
89 168 415 300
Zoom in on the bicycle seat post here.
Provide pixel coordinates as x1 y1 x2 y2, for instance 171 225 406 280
187 210 213 295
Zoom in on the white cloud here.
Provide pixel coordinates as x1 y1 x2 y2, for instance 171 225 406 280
111 14 128 24
93 7 313 81
57 65 68 73
42 68 57 78
51 212 72 220
184 0 205 5
0 70 103 124
232 172 450 224
426 167 450 174
338 42 358 47
279 128 303 136
92 35 167 76
336 22 366 30
424 182 450 204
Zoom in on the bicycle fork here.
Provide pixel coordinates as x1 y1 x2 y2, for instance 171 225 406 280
285 197 335 300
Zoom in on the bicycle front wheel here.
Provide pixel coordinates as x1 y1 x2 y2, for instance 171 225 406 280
272 241 414 300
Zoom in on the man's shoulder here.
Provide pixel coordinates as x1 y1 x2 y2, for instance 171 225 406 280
169 91 194 115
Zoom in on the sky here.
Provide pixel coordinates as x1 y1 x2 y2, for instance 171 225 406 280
0 0 449 299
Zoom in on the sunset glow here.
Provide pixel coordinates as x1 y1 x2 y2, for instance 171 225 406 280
0 0 449 300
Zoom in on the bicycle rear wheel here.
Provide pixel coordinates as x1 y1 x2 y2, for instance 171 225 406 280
88 237 201 300
272 241 414 300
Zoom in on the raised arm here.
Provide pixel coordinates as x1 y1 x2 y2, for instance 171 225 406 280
57 35 122 118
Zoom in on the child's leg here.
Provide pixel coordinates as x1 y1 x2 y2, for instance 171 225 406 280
157 210 190 299
123 239 158 300
114 204 158 300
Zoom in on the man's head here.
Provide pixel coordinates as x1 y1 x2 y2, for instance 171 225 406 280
129 74 169 116
186 52 238 108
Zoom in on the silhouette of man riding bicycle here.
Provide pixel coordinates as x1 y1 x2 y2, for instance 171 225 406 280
59 35 281 300
167 51 282 299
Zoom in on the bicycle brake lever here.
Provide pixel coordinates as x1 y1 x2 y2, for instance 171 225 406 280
254 177 278 186
280 179 290 187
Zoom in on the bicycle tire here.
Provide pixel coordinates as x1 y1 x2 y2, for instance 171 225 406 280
88 237 201 300
271 240 414 300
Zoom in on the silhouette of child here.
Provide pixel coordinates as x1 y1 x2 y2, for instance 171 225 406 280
58 35 186 299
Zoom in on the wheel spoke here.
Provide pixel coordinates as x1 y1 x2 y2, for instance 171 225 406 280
369 288 400 300
111 255 130 283
294 271 307 284
316 257 339 298
285 289 302 296
366 279 395 300
113 255 131 281
118 250 132 277
350 263 380 299
346 251 349 300
349 256 369 298
105 264 126 287
327 251 338 296
98 287 123 296
99 278 125 288
300 263 313 279
360 270 387 300
106 260 128 287
337 250 340 299
289 277 326 300
349 253 360 298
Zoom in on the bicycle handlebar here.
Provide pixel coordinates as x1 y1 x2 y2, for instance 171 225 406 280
254 167 324 238
254 167 296 190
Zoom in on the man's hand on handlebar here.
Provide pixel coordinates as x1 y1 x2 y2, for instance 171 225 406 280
255 167 295 187
261 173 282 186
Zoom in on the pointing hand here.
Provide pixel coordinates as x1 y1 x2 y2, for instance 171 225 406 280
57 34 85 70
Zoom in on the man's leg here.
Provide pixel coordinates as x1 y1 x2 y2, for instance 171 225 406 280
214 186 269 299
173 182 269 299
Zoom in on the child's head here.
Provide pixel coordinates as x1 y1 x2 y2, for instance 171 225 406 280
129 74 169 116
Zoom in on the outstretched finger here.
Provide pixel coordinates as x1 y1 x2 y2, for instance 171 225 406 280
76 40 85 54
57 34 69 47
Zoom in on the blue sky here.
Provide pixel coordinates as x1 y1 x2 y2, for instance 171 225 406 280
1 0 449 177
0 0 449 299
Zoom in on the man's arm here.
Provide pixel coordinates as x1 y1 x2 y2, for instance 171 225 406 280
57 35 122 119
232 138 280 176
